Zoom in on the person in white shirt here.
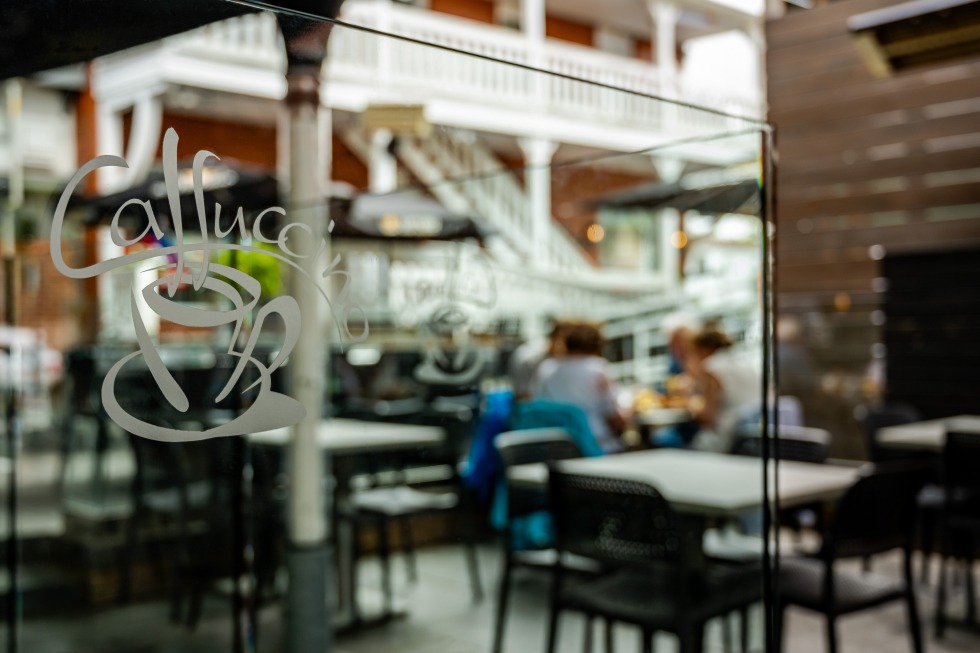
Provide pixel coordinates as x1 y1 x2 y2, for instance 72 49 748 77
688 327 762 453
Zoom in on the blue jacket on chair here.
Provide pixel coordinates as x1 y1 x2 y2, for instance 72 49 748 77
490 400 604 549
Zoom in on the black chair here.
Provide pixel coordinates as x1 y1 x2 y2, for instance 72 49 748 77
344 406 484 621
860 403 945 583
733 425 831 541
860 403 922 463
347 466 483 617
934 428 980 637
776 461 931 653
732 424 831 463
122 432 234 627
547 465 762 653
491 428 589 653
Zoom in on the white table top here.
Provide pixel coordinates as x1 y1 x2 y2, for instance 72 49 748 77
508 449 862 518
248 418 444 455
876 415 980 452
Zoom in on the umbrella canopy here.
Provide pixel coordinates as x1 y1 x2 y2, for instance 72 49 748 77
590 178 760 216
0 0 345 81
332 189 494 243
68 159 280 233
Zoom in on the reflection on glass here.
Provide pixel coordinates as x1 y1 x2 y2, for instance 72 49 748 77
0 2 784 653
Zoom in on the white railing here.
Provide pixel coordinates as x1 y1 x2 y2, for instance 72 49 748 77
401 128 591 271
164 4 761 142
175 12 283 68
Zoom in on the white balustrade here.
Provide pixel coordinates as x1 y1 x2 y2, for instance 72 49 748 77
160 3 761 142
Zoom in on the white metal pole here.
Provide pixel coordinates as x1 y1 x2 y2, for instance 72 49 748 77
278 11 338 652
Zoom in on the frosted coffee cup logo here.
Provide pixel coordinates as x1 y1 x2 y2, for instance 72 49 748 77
51 128 367 442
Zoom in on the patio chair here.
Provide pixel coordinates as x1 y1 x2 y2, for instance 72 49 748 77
934 428 980 637
776 461 931 653
491 428 592 653
345 410 484 621
732 424 830 462
546 465 762 653
860 402 922 463
121 432 235 627
733 425 831 541
861 403 943 583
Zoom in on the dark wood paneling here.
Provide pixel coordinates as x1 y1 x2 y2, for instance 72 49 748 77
782 183 980 219
768 0 980 456
778 148 980 190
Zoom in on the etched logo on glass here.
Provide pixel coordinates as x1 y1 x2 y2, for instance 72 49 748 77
51 128 366 442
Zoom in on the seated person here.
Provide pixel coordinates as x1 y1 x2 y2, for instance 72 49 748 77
531 321 628 454
687 327 761 454
652 314 701 448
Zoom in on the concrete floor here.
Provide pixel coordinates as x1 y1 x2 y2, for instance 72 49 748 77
12 541 980 653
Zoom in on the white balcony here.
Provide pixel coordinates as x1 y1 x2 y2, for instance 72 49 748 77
94 1 761 161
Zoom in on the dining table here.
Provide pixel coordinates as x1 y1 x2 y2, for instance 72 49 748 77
249 418 446 630
508 448 863 565
875 414 980 452
508 448 861 517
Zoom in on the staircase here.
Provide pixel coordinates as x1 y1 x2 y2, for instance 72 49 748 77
343 127 592 272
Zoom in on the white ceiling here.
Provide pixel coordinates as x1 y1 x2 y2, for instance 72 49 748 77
543 0 754 42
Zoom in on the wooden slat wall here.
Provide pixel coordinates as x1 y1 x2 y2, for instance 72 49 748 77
767 0 980 457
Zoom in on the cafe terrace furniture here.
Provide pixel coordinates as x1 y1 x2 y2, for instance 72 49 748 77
861 403 923 462
860 404 944 583
776 461 931 653
877 415 980 588
249 419 445 629
546 465 763 653
874 415 980 452
732 425 832 545
732 425 831 463
935 428 980 638
510 450 860 653
121 433 235 627
507 449 862 520
491 428 594 653
345 456 484 620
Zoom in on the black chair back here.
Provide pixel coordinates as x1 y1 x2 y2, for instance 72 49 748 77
733 425 830 463
943 428 980 493
495 428 582 467
548 466 683 569
861 403 922 462
942 428 980 527
826 461 931 560
495 429 582 518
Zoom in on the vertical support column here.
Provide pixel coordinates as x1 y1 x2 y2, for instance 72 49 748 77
653 156 684 289
278 10 338 653
368 128 397 194
121 93 163 188
95 102 125 193
659 208 681 286
633 327 650 383
521 0 545 42
3 80 24 653
747 21 767 117
648 0 679 97
518 137 558 271
521 0 546 110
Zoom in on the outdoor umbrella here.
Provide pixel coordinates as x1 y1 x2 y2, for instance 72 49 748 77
589 178 760 216
333 189 494 244
67 159 280 234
